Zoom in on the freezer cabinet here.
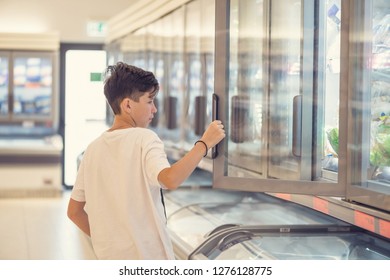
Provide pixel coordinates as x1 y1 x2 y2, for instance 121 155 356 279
0 135 63 196
165 190 357 259
189 224 390 260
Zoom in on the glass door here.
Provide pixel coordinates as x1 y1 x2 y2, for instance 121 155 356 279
214 0 390 211
223 0 264 175
12 52 55 119
347 0 390 211
0 51 58 135
267 0 316 181
213 0 345 196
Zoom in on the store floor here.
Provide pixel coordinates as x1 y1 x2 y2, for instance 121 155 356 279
0 191 97 260
0 168 213 260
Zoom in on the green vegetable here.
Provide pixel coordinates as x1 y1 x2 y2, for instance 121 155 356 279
326 127 339 155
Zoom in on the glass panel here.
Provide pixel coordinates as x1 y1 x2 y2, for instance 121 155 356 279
0 54 8 115
205 52 214 127
225 0 318 180
151 53 166 132
133 28 147 69
13 56 52 117
322 0 341 179
216 0 345 191
183 0 215 153
167 192 345 251
165 8 185 146
122 28 147 69
227 0 264 176
202 0 215 158
148 19 166 134
184 0 202 149
369 0 390 189
211 231 390 260
267 0 303 180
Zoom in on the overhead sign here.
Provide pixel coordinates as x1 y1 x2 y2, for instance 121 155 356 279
87 21 107 37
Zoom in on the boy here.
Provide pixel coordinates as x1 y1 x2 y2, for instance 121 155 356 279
67 62 225 259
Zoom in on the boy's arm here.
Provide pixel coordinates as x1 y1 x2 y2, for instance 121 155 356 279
67 198 91 237
158 120 225 190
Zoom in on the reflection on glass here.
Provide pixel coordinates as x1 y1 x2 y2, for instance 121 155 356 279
166 56 183 133
323 0 341 176
187 56 202 137
205 53 214 125
213 233 390 260
368 0 390 187
151 55 165 129
164 8 184 145
227 0 264 175
183 0 215 153
13 57 52 116
267 0 303 180
145 20 165 131
225 0 344 183
0 56 8 115
185 0 202 144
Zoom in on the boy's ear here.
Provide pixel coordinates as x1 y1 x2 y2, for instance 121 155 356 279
120 98 132 113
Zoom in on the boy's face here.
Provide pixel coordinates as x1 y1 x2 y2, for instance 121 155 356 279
128 91 157 128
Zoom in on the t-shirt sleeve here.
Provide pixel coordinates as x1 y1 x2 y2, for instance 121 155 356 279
70 152 86 202
143 133 171 189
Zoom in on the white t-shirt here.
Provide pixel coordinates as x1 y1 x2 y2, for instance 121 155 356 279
71 128 174 260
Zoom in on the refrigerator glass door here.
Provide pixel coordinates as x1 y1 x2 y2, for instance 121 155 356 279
346 0 390 210
213 0 346 196
13 54 53 118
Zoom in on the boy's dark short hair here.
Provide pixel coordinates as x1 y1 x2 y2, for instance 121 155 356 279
104 62 159 115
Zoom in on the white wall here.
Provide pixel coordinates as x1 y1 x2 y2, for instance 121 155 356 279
0 0 138 43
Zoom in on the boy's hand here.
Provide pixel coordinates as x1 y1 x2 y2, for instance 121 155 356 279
200 120 226 149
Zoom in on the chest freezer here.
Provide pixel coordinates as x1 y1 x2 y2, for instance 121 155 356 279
0 135 63 196
165 189 359 259
189 224 390 260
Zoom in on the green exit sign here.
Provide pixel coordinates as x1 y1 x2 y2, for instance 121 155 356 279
87 21 107 37
90 72 102 82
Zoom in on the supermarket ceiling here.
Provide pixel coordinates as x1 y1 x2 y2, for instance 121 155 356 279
0 0 140 43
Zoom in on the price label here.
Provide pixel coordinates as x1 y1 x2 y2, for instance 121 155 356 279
313 197 329 214
354 211 375 232
379 219 390 239
275 193 291 201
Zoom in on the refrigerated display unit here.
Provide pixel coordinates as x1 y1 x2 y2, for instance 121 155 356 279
164 189 390 260
189 224 390 260
0 34 62 197
212 0 389 240
0 51 58 133
102 0 390 259
167 0 390 259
